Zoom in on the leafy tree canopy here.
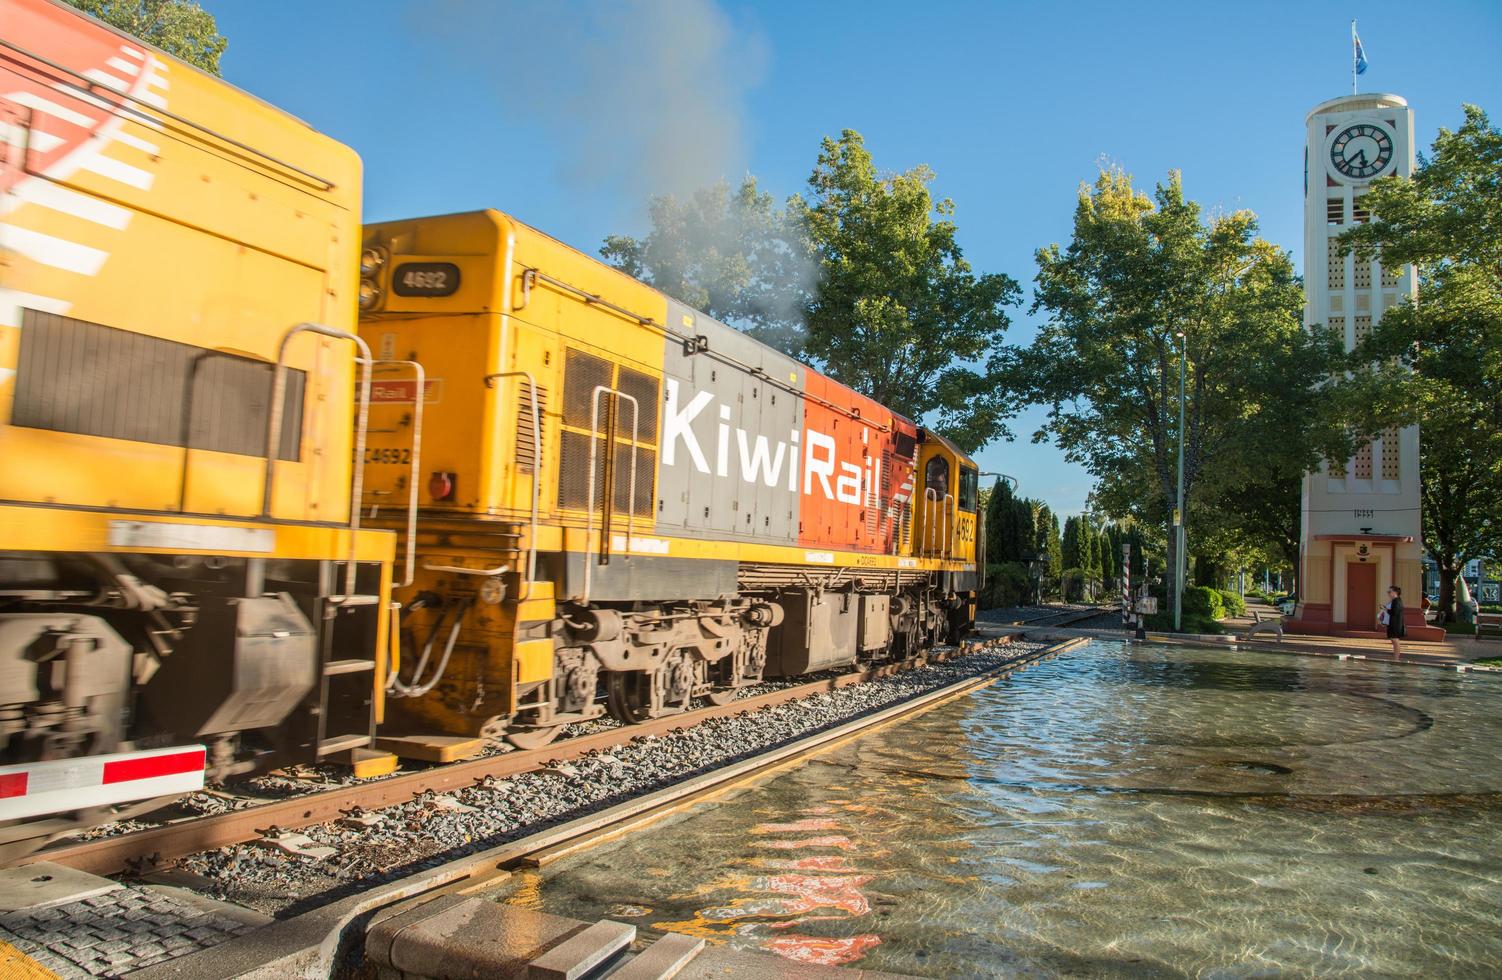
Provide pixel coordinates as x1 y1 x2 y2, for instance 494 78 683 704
604 132 1021 452
792 131 1022 451
65 0 226 75
600 177 814 356
1014 168 1346 606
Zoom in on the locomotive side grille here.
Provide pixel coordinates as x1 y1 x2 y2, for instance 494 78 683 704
612 442 657 516
13 310 303 460
555 429 656 516
557 347 658 515
562 348 613 429
865 451 886 539
737 564 933 590
514 382 546 474
557 429 605 511
614 365 660 443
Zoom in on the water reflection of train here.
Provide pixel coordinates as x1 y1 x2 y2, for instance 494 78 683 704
0 0 978 856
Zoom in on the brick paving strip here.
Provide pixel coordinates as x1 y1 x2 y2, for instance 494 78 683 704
0 868 265 978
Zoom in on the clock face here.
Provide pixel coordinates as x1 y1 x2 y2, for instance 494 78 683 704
1330 124 1394 180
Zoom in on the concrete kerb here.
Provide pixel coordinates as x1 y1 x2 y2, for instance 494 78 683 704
1057 625 1502 676
124 632 1084 980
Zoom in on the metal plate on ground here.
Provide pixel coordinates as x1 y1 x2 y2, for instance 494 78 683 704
0 862 121 912
375 735 486 763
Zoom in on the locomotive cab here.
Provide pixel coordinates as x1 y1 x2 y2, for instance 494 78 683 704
913 431 979 564
913 431 980 637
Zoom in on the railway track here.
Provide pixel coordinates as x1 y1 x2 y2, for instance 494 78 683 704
100 633 1092 980
987 604 1111 629
14 628 1068 879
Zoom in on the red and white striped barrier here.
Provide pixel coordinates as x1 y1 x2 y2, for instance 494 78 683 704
0 745 205 820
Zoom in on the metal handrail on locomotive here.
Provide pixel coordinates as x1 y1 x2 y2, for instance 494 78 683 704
358 210 981 750
0 0 399 856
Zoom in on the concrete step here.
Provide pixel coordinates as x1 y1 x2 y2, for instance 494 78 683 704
610 933 705 980
526 920 634 979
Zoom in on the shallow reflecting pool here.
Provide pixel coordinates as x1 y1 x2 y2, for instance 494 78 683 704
489 642 1502 977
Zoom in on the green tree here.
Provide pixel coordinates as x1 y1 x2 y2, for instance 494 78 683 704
601 176 814 355
1335 105 1502 622
793 131 1021 451
1060 516 1080 574
980 479 1042 607
1126 523 1149 579
65 0 226 74
983 478 1009 566
1201 464 1303 595
1060 515 1088 601
1101 524 1120 588
1083 519 1101 599
1015 168 1345 624
1016 495 1038 563
1041 508 1064 597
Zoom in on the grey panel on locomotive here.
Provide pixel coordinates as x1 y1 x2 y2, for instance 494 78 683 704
657 300 801 546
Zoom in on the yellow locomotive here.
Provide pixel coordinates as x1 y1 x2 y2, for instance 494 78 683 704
1 0 395 852
358 211 980 748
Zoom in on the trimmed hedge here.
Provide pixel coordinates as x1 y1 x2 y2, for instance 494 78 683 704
1217 589 1246 618
1182 585 1225 620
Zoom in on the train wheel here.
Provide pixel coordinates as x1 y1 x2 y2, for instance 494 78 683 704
606 670 655 724
706 688 738 706
606 650 695 723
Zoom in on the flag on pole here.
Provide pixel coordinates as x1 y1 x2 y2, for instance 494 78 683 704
1353 22 1369 75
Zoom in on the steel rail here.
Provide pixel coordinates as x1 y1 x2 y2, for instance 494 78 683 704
15 633 1042 877
999 606 1107 628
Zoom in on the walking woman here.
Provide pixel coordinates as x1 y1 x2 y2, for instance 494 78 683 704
1383 586 1406 658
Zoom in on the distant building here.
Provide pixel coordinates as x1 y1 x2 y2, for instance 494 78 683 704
1287 94 1443 639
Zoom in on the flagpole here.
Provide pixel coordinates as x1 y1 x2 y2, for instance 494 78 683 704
1351 20 1358 95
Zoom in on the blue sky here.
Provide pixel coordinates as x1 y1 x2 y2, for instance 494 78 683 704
203 0 1501 517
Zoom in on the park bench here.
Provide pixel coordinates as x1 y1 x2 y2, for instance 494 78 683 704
1477 612 1502 641
1242 609 1284 642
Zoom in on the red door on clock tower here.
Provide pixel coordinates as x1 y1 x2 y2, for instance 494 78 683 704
1346 562 1377 630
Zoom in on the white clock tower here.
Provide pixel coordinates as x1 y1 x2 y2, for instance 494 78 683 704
1288 93 1441 640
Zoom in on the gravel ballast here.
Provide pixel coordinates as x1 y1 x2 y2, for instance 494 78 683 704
179 639 1048 917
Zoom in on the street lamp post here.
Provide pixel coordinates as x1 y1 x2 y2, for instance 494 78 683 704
1174 329 1187 633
